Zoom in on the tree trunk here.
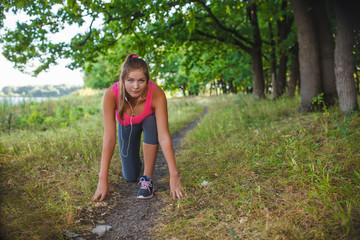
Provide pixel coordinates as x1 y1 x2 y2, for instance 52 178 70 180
248 3 265 99
250 49 265 99
264 71 270 94
333 0 359 114
229 78 237 94
287 44 299 97
355 66 360 94
290 0 322 111
269 20 279 99
313 0 338 106
219 77 227 94
277 0 293 97
181 84 186 96
277 55 288 96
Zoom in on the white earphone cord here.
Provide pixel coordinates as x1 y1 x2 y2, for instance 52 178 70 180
120 97 141 157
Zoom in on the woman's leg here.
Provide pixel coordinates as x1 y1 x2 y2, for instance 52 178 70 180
118 122 143 182
142 113 159 178
142 143 158 178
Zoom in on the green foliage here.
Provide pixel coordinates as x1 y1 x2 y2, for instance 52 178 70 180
83 57 119 89
82 35 142 89
312 92 328 112
0 0 156 74
0 92 102 132
151 42 253 96
0 0 294 96
354 31 360 67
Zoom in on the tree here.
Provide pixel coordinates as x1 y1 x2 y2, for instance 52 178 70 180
333 0 359 114
291 0 321 111
287 43 299 97
3 0 357 111
82 35 141 89
0 0 272 99
262 0 294 99
0 0 157 75
313 0 337 106
145 0 268 98
290 0 338 111
156 42 253 96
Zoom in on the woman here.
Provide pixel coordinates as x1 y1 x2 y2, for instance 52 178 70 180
91 54 184 202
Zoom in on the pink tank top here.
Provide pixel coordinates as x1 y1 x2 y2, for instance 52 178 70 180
111 81 158 126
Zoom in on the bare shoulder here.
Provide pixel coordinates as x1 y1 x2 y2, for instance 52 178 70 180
103 87 116 109
152 86 167 108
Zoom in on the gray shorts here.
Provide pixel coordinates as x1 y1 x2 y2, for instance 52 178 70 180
118 113 158 182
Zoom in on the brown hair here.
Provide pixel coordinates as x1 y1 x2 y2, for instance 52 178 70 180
118 53 150 120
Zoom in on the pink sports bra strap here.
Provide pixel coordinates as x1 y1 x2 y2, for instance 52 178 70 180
111 81 158 126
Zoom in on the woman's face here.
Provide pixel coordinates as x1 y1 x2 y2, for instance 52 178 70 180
124 69 148 99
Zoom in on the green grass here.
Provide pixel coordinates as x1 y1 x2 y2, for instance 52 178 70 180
0 89 104 132
155 95 360 240
0 90 204 240
167 97 205 134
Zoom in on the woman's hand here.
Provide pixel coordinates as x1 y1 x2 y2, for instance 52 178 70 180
169 174 184 200
90 179 110 203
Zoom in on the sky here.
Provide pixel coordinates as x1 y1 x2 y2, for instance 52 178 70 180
0 10 90 91
0 54 84 91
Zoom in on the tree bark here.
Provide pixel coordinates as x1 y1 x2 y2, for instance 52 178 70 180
250 49 265 99
277 55 288 96
269 20 279 99
287 44 299 97
264 71 270 94
313 0 338 106
277 0 293 97
290 0 322 111
333 0 359 114
248 3 265 99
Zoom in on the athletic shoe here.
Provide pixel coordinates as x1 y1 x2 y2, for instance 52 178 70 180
137 176 153 199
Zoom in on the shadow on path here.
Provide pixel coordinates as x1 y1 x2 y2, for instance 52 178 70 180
81 106 208 240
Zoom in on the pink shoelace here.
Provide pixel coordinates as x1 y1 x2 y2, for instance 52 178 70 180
139 178 152 191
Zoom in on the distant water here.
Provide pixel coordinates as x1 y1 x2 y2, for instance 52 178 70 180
0 96 57 105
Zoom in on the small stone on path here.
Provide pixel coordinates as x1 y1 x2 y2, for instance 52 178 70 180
91 225 112 237
62 230 79 238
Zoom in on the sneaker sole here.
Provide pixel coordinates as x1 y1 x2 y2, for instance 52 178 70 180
137 193 153 199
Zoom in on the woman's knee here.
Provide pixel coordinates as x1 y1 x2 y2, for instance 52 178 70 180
122 167 140 182
121 154 141 182
142 114 158 144
123 174 138 182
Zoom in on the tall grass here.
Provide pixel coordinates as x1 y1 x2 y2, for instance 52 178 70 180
155 95 360 240
0 90 103 132
0 90 204 240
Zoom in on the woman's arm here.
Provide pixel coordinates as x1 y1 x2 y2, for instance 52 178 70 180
90 88 117 202
153 88 184 200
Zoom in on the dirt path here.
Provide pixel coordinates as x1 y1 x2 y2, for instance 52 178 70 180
78 106 208 240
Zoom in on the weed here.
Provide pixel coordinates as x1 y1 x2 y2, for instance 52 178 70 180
312 92 327 112
0 94 102 132
333 113 356 146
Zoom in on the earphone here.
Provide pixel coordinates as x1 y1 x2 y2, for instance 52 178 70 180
120 90 141 158
121 92 132 158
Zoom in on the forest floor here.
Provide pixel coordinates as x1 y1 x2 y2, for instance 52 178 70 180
75 106 208 240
